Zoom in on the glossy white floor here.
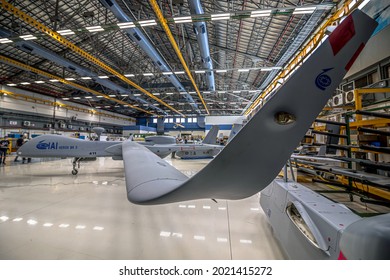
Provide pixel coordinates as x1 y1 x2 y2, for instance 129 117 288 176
0 156 286 260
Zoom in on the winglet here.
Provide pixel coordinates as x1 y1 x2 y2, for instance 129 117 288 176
123 10 378 205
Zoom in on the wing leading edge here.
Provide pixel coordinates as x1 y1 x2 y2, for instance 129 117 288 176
122 10 378 205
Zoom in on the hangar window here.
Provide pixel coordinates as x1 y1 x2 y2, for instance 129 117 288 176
181 118 186 123
152 118 157 124
168 118 174 123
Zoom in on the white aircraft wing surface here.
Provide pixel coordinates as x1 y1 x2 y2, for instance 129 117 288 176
122 10 378 205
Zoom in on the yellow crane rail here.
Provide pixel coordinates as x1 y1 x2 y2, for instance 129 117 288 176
149 0 209 115
0 54 154 115
245 0 363 115
0 0 184 116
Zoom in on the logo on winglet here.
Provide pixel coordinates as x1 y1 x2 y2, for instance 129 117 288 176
315 68 333 90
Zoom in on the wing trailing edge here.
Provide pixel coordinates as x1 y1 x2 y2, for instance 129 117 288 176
123 10 378 205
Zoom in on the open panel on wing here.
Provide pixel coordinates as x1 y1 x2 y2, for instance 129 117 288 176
122 10 378 205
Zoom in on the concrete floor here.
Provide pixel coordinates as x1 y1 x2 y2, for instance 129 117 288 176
0 156 286 260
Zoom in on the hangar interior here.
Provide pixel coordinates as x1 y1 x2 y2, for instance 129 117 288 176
0 0 389 259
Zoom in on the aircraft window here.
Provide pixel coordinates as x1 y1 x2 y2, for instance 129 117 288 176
286 203 319 249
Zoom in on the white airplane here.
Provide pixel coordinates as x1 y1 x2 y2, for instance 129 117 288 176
139 125 223 159
17 10 388 259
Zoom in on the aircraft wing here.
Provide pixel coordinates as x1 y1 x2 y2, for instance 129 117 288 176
122 10 377 205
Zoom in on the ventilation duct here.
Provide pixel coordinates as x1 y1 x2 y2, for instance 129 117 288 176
188 0 215 91
0 28 165 114
99 0 200 113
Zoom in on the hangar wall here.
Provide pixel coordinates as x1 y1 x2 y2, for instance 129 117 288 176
0 85 135 127
345 25 390 78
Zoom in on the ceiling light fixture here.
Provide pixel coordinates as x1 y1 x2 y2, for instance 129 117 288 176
117 22 135 29
98 75 109 79
211 13 231 21
250 10 272 17
86 25 104 32
174 71 185 75
124 74 134 77
195 70 206 73
173 16 192 23
0 38 12 43
20 34 37 40
293 7 316 14
143 73 154 76
216 69 227 73
139 20 157 27
57 29 75 35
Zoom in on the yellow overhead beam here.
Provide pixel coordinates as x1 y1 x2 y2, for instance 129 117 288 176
0 54 154 115
0 0 184 116
149 0 209 115
245 0 363 116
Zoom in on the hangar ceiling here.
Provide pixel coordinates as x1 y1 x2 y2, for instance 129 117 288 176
0 0 337 118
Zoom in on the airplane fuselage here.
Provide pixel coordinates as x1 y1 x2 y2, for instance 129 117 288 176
17 135 122 158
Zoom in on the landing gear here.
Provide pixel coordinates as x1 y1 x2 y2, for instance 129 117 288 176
72 157 81 175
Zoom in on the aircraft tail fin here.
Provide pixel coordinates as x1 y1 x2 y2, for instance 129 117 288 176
202 125 219 144
227 123 243 144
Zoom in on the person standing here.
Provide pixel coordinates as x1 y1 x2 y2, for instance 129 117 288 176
14 136 24 162
0 137 10 165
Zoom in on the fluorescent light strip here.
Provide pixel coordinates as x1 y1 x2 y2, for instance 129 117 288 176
152 93 160 95
20 82 30 85
7 83 17 86
293 7 316 14
250 10 272 17
139 20 157 26
211 13 231 21
216 69 227 73
195 70 206 73
134 94 141 96
124 74 134 77
174 71 185 74
143 73 154 76
98 75 109 79
65 78 75 81
81 77 92 80
117 22 135 29
20 35 37 40
108 94 116 97
174 19 193 23
238 69 250 72
162 72 173 75
166 92 174 95
57 29 75 35
35 81 45 84
85 96 93 99
49 79 59 82
179 92 187 95
0 38 12 43
86 26 104 32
